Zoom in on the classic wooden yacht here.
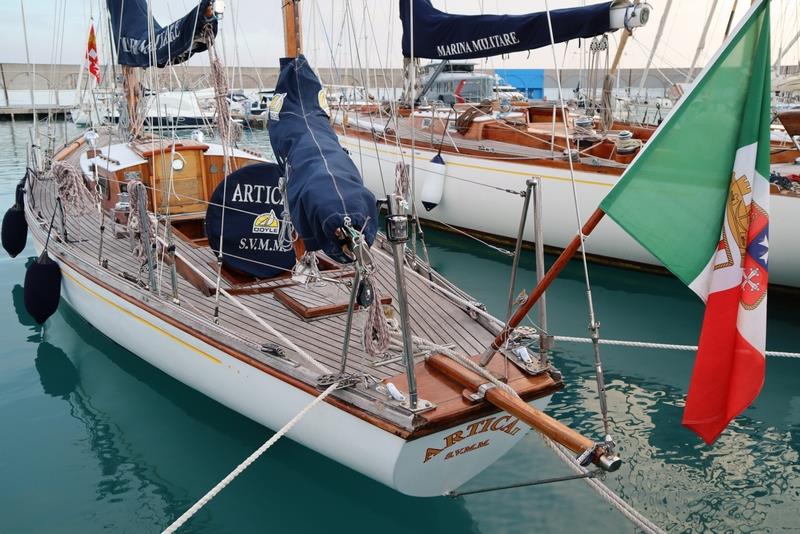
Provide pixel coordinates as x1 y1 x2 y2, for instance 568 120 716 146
2 0 622 498
335 0 800 288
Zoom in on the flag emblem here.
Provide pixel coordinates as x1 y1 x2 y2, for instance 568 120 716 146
741 206 768 310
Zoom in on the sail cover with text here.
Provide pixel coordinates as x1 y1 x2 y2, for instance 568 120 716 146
106 0 218 67
400 0 614 60
268 55 378 263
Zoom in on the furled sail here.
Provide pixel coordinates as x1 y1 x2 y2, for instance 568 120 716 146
400 0 619 60
106 0 218 67
268 56 378 263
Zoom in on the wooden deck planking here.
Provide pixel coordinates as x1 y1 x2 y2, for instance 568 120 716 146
30 138 567 438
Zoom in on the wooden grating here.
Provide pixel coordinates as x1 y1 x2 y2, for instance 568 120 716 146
274 284 392 320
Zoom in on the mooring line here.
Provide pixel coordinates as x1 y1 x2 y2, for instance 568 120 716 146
162 383 338 533
548 335 800 359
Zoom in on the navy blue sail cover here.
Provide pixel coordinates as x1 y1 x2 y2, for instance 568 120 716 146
269 55 378 263
205 163 297 279
106 0 218 67
400 0 614 60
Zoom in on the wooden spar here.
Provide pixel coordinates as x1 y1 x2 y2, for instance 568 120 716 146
122 65 140 137
609 0 639 76
427 354 620 471
482 208 606 360
282 0 303 58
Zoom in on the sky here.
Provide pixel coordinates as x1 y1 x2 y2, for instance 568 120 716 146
0 0 798 75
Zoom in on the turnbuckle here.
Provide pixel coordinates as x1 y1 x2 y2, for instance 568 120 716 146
576 436 621 472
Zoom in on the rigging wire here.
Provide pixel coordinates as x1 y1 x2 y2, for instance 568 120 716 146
541 0 610 444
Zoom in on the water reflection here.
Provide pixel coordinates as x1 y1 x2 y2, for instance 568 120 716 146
547 351 800 532
34 342 77 399
30 302 479 533
12 281 37 329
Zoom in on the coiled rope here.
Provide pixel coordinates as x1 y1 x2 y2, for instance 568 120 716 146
50 161 94 215
363 300 390 357
127 180 156 262
162 383 339 534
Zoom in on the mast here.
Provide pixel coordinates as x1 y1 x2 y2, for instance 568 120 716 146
774 27 800 70
723 0 739 39
122 66 140 137
686 0 720 82
282 0 303 58
638 0 672 95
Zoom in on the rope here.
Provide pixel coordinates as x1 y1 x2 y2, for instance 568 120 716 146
540 438 666 534
50 161 94 215
393 161 411 211
615 137 642 153
548 335 800 359
363 299 390 357
205 25 242 148
162 383 339 534
601 74 615 131
126 180 156 262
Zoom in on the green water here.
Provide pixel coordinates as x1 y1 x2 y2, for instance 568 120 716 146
0 120 798 533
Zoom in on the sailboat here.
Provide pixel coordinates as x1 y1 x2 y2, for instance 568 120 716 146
334 0 800 288
2 0 623 498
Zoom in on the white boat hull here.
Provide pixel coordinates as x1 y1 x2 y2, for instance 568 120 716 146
340 135 800 288
30 231 550 497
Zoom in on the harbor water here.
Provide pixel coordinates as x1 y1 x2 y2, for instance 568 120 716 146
0 120 798 533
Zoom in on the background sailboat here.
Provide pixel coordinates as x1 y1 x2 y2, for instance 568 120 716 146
332 0 800 288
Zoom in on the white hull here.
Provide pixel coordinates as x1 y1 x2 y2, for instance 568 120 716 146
30 228 549 497
340 135 800 288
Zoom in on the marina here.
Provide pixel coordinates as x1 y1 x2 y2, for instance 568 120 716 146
2 118 799 532
1 1 799 532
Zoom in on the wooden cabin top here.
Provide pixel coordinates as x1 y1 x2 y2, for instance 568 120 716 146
131 138 211 158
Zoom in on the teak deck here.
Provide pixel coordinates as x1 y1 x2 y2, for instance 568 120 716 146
30 132 562 440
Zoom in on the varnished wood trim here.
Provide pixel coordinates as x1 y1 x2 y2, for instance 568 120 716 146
274 288 392 319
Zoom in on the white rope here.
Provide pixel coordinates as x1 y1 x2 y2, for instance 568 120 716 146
540 437 666 534
548 335 800 359
162 383 339 534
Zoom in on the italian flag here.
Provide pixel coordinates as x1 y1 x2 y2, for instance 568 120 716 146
600 1 770 445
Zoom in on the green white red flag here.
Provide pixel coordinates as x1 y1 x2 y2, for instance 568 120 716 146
600 1 771 444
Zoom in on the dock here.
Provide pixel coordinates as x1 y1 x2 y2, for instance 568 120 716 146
0 105 71 119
